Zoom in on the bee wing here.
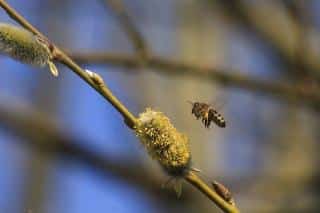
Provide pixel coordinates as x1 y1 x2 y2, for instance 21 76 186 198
210 96 228 111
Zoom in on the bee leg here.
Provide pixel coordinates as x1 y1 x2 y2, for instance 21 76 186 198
201 118 205 125
203 118 208 128
207 119 211 128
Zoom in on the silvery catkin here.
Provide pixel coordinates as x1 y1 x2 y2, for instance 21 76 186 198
0 23 58 76
135 108 191 176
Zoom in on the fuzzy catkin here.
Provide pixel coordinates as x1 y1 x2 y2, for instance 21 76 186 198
0 23 58 76
135 108 191 176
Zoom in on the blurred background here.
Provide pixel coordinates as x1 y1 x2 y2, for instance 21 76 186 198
0 0 319 212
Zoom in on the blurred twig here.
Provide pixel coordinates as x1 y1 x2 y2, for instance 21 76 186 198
71 52 320 111
281 0 310 77
214 0 320 83
0 101 161 194
22 70 61 213
101 0 149 58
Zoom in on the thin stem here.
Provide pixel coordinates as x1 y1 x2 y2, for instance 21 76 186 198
184 171 240 213
57 52 137 127
0 0 44 37
0 0 137 128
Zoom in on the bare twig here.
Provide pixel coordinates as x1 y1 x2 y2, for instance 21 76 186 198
184 171 239 213
0 0 137 128
101 0 148 58
71 52 320 111
57 53 138 128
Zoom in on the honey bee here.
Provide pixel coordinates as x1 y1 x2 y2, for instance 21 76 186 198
188 101 226 128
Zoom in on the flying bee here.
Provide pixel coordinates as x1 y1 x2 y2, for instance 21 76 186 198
188 101 226 128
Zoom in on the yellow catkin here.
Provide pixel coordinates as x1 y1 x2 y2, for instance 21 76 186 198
0 22 58 77
135 108 191 176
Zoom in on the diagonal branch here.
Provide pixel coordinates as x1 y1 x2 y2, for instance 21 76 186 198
0 1 235 212
101 0 149 58
70 52 320 111
185 171 239 213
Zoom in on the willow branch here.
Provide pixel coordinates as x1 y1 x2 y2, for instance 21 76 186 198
0 0 137 128
57 53 138 128
184 171 240 213
0 1 232 211
70 52 320 111
101 0 148 57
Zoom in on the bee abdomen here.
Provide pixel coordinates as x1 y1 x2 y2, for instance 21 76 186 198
209 109 226 128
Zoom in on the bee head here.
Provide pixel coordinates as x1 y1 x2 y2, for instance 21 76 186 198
194 102 200 107
190 101 200 107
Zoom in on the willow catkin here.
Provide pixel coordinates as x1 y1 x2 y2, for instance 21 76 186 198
135 108 191 177
0 22 58 77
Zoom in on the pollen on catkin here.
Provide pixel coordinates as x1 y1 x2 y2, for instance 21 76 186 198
135 108 191 177
0 23 58 77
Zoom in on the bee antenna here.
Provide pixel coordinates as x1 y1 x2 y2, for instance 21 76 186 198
186 100 194 105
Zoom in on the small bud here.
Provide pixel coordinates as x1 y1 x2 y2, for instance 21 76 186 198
135 108 191 177
85 69 104 86
211 181 235 205
0 22 58 77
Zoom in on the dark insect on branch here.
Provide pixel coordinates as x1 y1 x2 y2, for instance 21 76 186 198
188 101 226 128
